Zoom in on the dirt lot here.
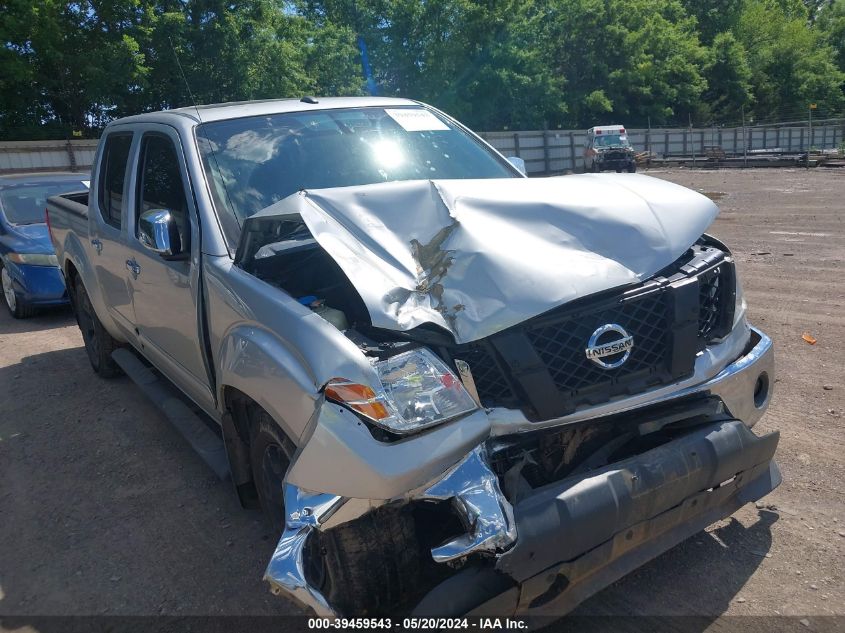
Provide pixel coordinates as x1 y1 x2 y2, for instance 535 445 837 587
1 168 843 625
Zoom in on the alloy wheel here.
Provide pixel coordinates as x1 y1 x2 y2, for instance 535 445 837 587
1 266 17 312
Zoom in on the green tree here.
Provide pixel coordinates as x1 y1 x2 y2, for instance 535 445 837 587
132 1 313 111
0 0 146 136
541 0 708 127
681 0 746 44
0 1 42 135
702 32 753 120
818 0 845 74
736 0 845 119
300 0 566 129
1 0 843 139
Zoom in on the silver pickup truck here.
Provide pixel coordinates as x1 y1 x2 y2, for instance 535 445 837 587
47 97 780 618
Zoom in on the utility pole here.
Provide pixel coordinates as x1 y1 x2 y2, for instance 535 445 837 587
689 113 695 165
807 103 816 169
741 105 748 167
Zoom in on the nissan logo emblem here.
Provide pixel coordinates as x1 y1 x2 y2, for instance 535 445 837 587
585 323 634 369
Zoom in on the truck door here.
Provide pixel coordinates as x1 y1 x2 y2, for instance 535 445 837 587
125 127 214 412
89 131 136 334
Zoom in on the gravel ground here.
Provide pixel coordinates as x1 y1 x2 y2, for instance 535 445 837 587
0 168 843 624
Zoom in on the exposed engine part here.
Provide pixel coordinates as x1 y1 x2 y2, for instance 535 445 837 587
236 215 370 328
488 396 727 493
298 295 349 330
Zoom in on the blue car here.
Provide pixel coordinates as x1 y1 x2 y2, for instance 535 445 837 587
0 172 90 318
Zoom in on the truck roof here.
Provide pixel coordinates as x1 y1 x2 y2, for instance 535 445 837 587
109 96 422 126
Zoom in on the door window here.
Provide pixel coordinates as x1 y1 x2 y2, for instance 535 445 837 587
137 134 191 253
97 133 133 229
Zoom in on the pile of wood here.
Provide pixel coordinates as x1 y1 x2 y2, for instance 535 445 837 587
646 145 838 168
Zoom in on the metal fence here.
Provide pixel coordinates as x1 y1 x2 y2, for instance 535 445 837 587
480 119 845 175
1 119 843 175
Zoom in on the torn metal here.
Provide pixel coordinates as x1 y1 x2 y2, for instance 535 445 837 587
420 445 517 562
242 175 719 344
263 485 344 616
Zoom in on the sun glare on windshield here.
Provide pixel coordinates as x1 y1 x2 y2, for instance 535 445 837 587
371 139 405 168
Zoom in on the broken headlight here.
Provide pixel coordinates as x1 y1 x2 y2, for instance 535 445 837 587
326 348 478 435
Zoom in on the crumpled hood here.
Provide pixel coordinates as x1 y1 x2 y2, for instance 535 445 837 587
247 174 719 344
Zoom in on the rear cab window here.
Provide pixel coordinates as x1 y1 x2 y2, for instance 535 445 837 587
97 133 133 229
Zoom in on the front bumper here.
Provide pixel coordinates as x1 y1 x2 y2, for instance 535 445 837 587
597 153 635 168
494 419 780 616
7 261 68 305
266 325 778 616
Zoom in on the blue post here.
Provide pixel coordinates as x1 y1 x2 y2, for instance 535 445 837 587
357 35 377 96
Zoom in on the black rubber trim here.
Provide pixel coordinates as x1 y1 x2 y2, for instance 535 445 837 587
666 275 699 376
111 348 230 480
519 460 781 616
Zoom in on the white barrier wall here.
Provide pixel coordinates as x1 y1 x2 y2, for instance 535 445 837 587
1 121 842 175
0 140 98 174
481 121 844 175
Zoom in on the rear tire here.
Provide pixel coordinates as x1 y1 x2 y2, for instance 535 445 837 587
72 279 122 378
628 163 637 173
249 407 296 534
1 261 36 319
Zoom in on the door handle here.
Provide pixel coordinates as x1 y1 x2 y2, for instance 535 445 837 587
91 238 103 255
126 258 141 279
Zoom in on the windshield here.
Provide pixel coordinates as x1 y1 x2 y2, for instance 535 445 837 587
593 134 630 148
197 106 518 243
0 181 89 225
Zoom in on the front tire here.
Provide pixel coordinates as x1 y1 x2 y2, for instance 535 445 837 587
72 279 122 378
628 163 637 173
249 407 296 534
1 261 36 319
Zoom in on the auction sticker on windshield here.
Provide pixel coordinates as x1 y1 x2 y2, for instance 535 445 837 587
385 108 450 132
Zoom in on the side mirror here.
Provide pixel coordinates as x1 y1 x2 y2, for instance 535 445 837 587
506 156 527 176
138 208 182 257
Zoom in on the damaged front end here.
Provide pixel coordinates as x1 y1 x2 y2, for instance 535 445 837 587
259 303 779 615
239 175 778 617
263 326 779 617
265 445 517 616
266 361 780 618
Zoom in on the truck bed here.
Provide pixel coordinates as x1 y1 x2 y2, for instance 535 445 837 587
46 191 90 275
48 190 88 219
